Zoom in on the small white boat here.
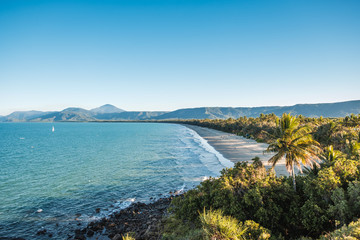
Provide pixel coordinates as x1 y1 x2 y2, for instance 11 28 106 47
52 126 55 132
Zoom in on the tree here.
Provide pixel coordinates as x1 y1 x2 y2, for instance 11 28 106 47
345 139 360 160
265 113 321 190
321 145 344 166
199 209 248 240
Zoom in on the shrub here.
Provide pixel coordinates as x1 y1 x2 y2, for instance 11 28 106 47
122 233 135 240
162 215 203 240
199 209 247 240
243 220 271 240
319 219 360 239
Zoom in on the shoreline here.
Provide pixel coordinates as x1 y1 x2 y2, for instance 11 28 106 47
69 123 289 239
71 195 181 240
182 124 289 177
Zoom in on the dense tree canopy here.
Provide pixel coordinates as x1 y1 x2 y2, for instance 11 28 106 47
163 114 360 239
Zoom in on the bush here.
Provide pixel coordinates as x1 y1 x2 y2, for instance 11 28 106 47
122 233 135 240
200 208 247 240
162 215 203 240
243 220 271 240
319 219 360 239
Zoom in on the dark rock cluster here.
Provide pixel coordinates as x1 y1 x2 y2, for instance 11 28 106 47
72 196 180 240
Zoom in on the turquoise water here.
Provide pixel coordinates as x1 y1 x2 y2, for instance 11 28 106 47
0 122 229 239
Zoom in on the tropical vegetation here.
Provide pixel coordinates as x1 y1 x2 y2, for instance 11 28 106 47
162 113 360 239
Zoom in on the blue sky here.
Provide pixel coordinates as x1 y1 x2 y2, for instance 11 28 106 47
0 0 359 115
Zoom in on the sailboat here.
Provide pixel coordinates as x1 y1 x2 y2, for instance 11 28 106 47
52 126 55 132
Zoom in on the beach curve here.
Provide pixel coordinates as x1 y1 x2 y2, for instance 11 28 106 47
182 124 289 176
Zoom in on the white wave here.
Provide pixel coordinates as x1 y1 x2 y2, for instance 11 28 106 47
202 176 210 181
175 183 186 194
112 198 135 212
183 176 210 182
93 198 136 221
186 127 234 169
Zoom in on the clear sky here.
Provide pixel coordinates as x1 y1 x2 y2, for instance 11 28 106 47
0 0 359 115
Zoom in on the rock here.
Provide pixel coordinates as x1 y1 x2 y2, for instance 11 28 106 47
74 229 86 240
36 229 47 235
144 225 153 237
73 195 183 239
112 233 122 240
116 224 125 232
86 229 94 237
74 234 86 240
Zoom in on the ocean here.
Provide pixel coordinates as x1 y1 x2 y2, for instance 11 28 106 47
0 122 231 239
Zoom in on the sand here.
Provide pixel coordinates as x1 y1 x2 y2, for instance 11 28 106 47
183 124 290 176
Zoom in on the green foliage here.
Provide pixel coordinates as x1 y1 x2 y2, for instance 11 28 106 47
321 145 344 166
265 113 322 190
327 188 349 226
243 220 271 240
122 233 135 240
345 139 360 160
199 209 247 240
332 158 360 184
305 167 341 200
252 156 263 168
162 215 203 240
168 158 360 239
300 199 329 234
348 181 360 218
319 219 360 239
178 113 360 154
170 162 297 238
165 114 360 240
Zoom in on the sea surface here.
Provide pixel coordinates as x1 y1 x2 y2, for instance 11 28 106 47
0 122 231 239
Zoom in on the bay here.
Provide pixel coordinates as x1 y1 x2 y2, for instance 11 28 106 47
0 122 228 239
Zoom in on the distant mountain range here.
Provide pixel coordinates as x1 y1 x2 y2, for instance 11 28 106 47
1 100 360 122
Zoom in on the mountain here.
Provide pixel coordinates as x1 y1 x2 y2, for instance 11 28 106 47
1 100 360 122
94 111 168 121
236 100 360 118
1 110 52 122
90 104 125 114
154 100 360 119
30 108 95 122
154 107 241 120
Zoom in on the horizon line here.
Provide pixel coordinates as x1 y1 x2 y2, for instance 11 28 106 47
1 99 359 116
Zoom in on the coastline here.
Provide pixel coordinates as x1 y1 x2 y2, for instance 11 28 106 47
71 196 181 240
182 124 289 176
69 123 290 239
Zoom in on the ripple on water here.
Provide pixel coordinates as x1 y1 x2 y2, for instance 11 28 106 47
0 123 227 239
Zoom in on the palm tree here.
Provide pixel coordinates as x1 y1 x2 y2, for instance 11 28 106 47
321 145 344 166
265 113 321 190
345 139 360 160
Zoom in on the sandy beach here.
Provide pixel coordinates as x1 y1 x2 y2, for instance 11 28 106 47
183 124 290 176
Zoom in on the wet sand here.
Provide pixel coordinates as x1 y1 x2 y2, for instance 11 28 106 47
183 124 290 176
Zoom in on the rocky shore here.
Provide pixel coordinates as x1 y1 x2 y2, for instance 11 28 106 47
72 195 181 240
